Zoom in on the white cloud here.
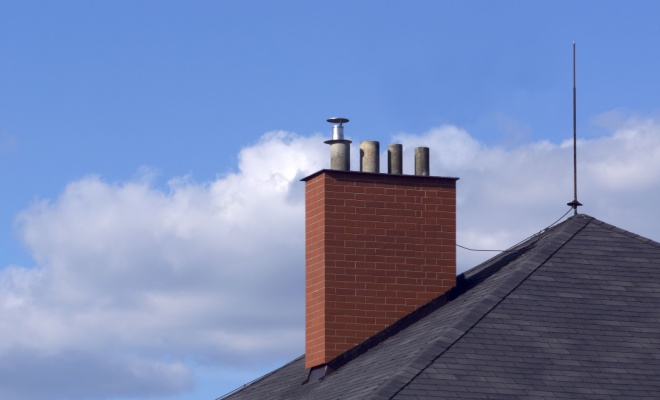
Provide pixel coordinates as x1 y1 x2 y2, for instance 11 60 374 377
3 118 660 399
392 117 660 271
1 131 326 399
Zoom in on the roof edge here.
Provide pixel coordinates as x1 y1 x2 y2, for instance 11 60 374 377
217 355 305 400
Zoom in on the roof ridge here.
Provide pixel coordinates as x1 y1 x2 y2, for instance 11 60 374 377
366 215 591 400
585 215 660 248
461 212 581 281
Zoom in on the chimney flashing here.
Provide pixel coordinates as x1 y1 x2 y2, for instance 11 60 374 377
304 284 456 382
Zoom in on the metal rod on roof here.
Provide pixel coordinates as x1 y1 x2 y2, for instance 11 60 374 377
567 41 583 215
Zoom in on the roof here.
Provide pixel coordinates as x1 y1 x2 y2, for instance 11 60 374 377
220 214 660 399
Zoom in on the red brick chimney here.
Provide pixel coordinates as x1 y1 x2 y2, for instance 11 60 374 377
303 121 458 369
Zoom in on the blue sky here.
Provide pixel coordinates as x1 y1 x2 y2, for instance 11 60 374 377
2 2 660 399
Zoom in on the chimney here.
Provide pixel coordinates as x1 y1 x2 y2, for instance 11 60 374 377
303 119 458 369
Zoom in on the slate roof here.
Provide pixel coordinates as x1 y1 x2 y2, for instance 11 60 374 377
220 214 660 399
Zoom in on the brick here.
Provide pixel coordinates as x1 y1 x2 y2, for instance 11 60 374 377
304 170 457 368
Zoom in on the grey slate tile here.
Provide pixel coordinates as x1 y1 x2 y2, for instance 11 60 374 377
221 215 660 399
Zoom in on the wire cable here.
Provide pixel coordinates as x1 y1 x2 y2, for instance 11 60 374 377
456 207 574 253
456 244 504 252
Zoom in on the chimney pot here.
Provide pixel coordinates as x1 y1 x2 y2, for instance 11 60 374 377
415 147 430 176
360 141 380 173
325 118 352 171
328 142 351 171
387 144 403 174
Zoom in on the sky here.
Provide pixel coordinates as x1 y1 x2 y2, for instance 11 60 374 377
1 1 660 399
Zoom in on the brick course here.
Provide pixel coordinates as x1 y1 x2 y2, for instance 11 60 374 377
303 170 457 368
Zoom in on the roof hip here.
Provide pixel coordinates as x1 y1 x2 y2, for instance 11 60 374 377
366 215 591 400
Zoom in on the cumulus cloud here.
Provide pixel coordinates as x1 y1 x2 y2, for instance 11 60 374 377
393 116 660 270
3 118 660 399
1 131 326 399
